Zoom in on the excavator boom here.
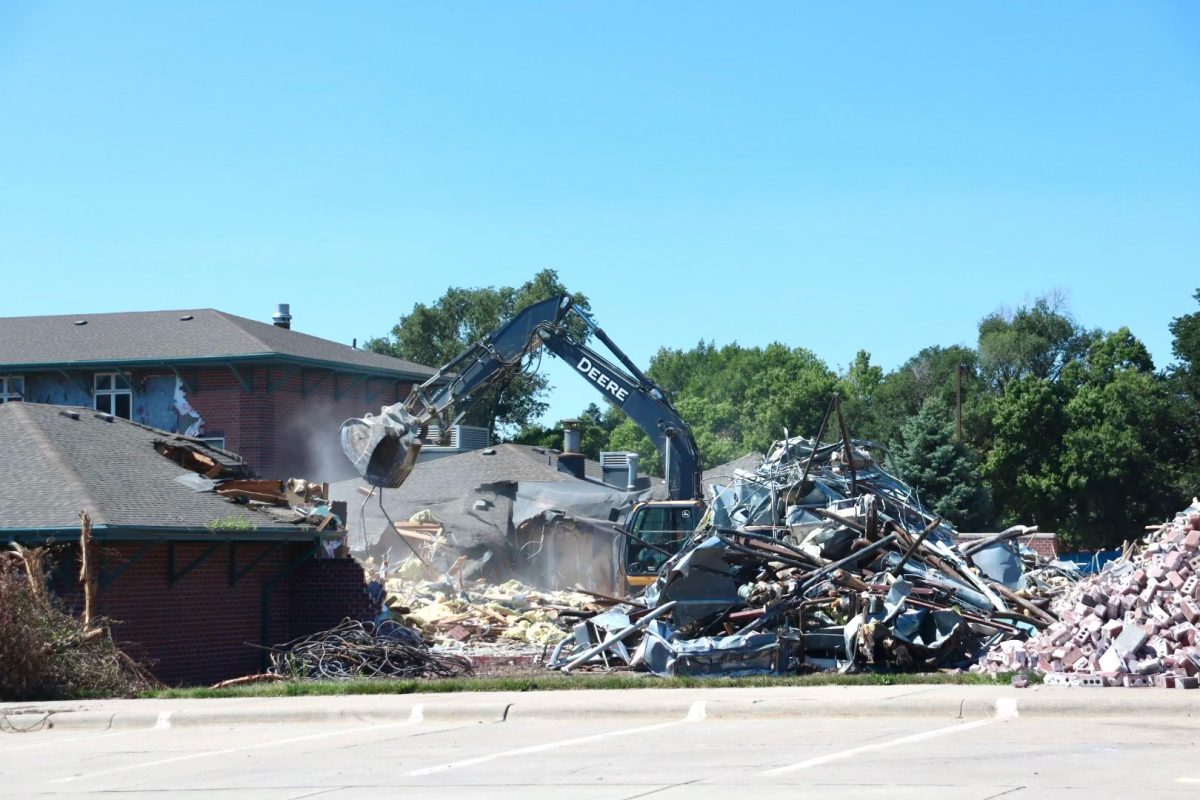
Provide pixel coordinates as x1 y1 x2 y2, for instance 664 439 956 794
340 294 702 499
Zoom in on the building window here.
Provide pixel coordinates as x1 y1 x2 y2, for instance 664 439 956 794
200 436 226 450
0 375 24 403
94 372 132 419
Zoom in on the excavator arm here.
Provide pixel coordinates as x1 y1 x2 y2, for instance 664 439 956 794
340 294 702 500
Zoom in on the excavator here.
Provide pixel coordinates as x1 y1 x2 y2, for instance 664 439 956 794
339 294 704 591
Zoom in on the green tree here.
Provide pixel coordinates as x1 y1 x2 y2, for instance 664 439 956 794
510 403 619 460
1057 329 1180 548
983 376 1072 533
1170 290 1200 396
870 345 988 452
366 270 590 440
741 343 838 452
889 397 992 530
837 350 884 440
977 295 1097 392
986 328 1181 550
1167 290 1200 492
597 341 836 474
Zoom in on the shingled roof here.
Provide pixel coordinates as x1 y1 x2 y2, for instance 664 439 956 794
702 451 766 487
0 309 434 378
329 443 660 557
0 403 312 539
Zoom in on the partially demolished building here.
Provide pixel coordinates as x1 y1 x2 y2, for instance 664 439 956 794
0 305 435 479
0 402 373 685
332 443 658 595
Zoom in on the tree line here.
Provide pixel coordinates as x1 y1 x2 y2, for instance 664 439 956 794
369 271 1200 551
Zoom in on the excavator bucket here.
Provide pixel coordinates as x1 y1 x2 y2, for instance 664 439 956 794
339 405 424 488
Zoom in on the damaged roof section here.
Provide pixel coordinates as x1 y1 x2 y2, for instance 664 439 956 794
0 403 342 541
331 443 659 558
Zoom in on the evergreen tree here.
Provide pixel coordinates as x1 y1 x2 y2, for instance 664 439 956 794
890 397 993 530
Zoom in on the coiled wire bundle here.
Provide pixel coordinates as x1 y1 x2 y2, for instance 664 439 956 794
268 618 474 680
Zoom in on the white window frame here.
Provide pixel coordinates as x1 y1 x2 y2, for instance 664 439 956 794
200 436 226 450
93 372 132 419
0 375 24 403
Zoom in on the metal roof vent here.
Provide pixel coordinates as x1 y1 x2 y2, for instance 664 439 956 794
272 303 292 329
600 451 640 490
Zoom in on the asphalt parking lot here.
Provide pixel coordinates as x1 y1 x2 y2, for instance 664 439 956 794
3 687 1199 799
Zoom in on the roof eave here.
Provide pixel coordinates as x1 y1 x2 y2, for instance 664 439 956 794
0 353 436 382
0 524 343 544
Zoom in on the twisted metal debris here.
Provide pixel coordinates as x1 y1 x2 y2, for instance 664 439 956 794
550 397 1076 678
268 618 474 680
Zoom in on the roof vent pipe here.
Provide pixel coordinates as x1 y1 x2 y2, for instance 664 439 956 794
561 418 582 454
272 303 292 329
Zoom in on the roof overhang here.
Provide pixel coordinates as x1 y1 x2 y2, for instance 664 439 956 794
0 353 438 383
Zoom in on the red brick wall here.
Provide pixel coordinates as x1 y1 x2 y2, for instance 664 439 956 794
185 366 410 481
184 368 267 470
64 541 373 686
1025 534 1059 560
288 558 378 639
954 532 1059 560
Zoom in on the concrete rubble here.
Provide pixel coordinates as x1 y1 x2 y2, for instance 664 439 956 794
979 499 1200 688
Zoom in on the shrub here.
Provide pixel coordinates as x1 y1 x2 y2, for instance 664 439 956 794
0 546 155 701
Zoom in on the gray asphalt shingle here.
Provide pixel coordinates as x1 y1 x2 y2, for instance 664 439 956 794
0 403 296 532
0 308 434 377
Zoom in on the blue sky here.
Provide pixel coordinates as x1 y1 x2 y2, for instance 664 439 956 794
1 2 1197 426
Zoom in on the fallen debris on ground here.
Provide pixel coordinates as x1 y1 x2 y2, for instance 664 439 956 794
548 419 1066 678
266 618 473 680
980 499 1200 688
384 577 606 652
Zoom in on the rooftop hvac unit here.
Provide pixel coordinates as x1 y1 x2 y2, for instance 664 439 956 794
600 451 640 490
425 424 489 451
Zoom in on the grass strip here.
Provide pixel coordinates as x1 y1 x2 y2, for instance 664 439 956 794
146 670 1031 699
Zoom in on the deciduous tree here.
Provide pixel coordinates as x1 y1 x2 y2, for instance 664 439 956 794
366 269 590 440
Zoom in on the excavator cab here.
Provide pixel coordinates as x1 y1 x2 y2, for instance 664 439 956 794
622 500 702 590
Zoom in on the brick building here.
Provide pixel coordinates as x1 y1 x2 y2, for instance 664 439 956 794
0 402 376 685
0 305 435 480
956 531 1060 560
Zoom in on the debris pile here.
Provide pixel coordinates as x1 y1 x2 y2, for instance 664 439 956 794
267 618 473 680
359 511 610 654
980 500 1200 688
549 427 1056 676
164 434 347 533
384 577 605 651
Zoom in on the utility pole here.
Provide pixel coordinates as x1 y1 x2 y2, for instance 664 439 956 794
955 363 964 443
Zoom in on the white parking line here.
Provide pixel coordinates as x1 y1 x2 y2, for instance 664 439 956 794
405 701 707 777
0 729 137 754
761 699 1018 777
50 705 425 784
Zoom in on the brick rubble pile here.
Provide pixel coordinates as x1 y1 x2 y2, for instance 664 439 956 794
982 499 1200 688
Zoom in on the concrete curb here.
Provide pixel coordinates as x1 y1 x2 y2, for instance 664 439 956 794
3 687 1197 732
